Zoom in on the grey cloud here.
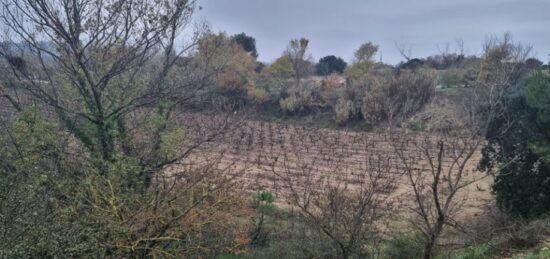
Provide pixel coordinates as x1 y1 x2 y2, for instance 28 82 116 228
197 0 550 64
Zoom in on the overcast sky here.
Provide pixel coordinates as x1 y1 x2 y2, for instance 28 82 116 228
196 0 549 64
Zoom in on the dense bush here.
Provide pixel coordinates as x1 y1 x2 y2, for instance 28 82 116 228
481 69 550 218
316 55 347 76
0 109 249 257
384 231 423 259
279 95 301 114
232 32 258 58
453 215 550 259
334 97 357 124
279 84 319 114
361 69 436 124
247 86 269 104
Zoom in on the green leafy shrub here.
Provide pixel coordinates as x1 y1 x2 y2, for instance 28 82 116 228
279 94 301 114
385 231 423 259
524 245 550 259
439 69 465 88
247 86 269 103
279 85 316 114
250 191 276 247
334 97 357 124
482 69 550 218
505 219 550 250
458 244 492 259
409 120 427 131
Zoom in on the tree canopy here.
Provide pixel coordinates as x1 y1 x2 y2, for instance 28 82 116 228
316 55 347 75
232 32 259 58
480 50 550 218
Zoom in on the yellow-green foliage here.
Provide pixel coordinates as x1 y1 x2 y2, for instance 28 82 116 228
159 128 187 160
262 56 295 81
334 98 357 124
247 86 269 103
196 32 257 92
3 108 62 166
0 108 93 257
279 94 300 114
344 61 374 86
260 56 295 97
344 42 378 87
0 109 248 258
279 86 315 114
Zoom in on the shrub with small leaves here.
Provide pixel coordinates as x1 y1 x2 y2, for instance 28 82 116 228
250 191 276 247
334 97 357 124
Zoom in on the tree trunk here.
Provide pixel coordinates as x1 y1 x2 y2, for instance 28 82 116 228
423 217 445 259
423 236 435 259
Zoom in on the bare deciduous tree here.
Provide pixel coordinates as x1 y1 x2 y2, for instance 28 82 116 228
391 33 532 259
267 129 399 258
286 38 312 87
392 133 483 259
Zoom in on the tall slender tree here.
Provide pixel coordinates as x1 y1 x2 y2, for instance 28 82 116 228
286 38 313 87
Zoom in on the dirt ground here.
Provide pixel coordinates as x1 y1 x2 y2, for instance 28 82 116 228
169 112 494 223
